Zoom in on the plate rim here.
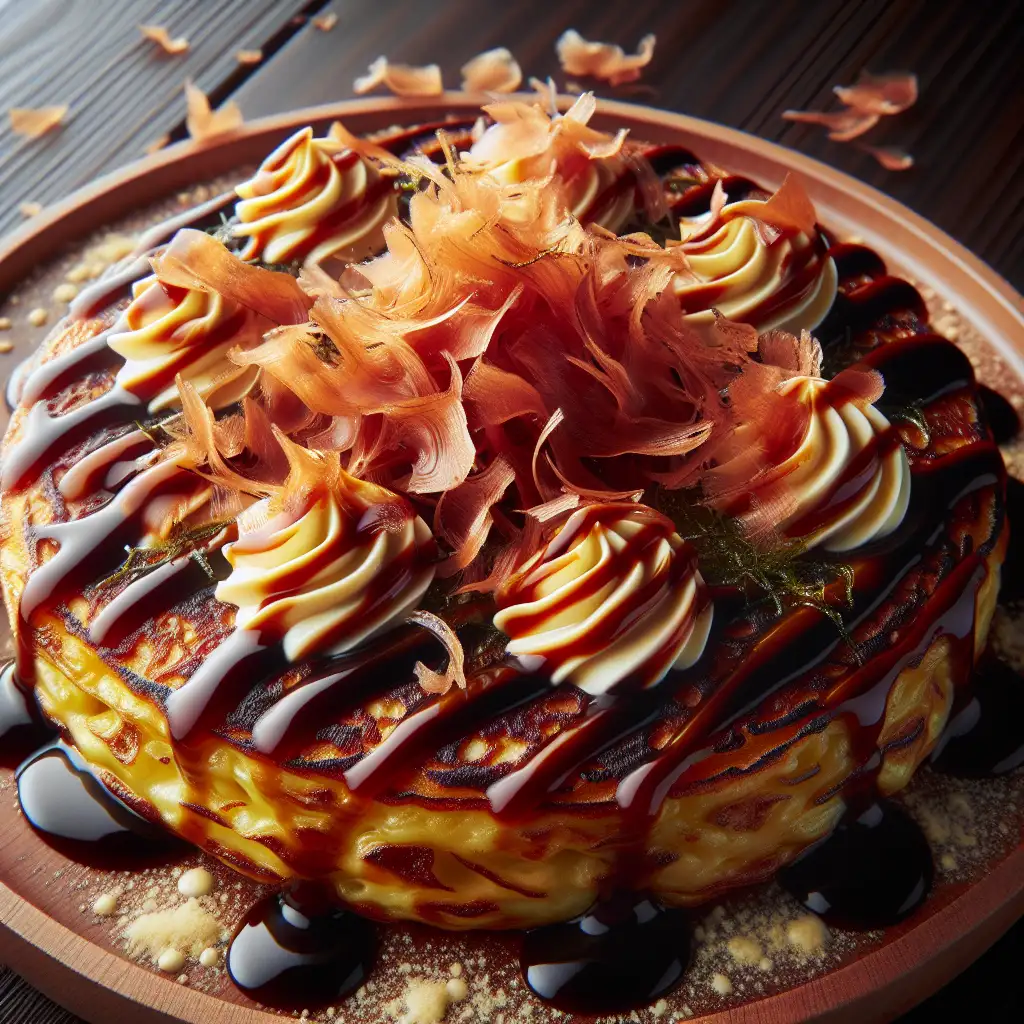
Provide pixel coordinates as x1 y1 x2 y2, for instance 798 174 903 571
3 848 1022 1024
0 92 1021 1024
0 92 1020 305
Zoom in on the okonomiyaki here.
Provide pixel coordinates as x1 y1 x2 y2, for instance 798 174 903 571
0 91 1012 1014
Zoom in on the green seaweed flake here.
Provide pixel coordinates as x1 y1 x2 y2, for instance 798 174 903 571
494 247 575 270
885 401 931 448
132 414 180 448
307 331 341 367
97 519 229 591
653 488 858 653
617 206 680 249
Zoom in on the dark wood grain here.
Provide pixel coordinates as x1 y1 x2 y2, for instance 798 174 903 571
0 967 77 1024
227 0 1024 288
0 1 1021 1020
0 0 316 239
1 0 1020 284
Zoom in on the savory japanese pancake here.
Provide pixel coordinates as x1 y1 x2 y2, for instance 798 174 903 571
0 93 1006 932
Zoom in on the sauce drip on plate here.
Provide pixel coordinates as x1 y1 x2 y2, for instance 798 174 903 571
0 661 54 769
227 881 375 1011
779 799 933 929
520 894 691 1014
16 742 182 868
930 655 1024 777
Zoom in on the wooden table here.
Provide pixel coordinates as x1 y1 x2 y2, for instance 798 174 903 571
0 0 1020 1020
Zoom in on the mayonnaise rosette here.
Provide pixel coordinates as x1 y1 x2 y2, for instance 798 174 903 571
494 504 713 695
107 274 263 412
673 184 837 335
233 124 397 265
466 95 635 231
720 372 911 552
215 480 437 663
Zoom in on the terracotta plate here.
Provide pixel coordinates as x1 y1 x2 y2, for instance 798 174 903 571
0 94 1021 1024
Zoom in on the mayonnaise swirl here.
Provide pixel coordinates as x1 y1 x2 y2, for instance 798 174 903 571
215 485 436 662
486 156 634 231
467 103 634 231
754 375 911 552
494 505 713 695
674 203 837 334
232 125 396 265
107 274 263 412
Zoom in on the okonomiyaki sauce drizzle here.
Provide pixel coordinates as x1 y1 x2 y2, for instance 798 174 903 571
930 654 1024 777
16 741 182 868
227 882 375 1011
520 894 691 1014
2 127 1020 1019
1000 475 1024 602
13 459 200 682
164 490 436 745
779 800 933 929
0 661 53 768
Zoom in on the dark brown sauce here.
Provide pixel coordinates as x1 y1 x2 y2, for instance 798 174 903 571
1001 475 1024 601
344 665 549 798
817 275 927 351
16 742 182 868
164 499 432 745
15 331 121 409
0 662 54 769
976 384 1021 444
779 800 932 929
68 189 236 321
827 241 887 283
227 882 375 1011
617 445 998 833
488 694 661 820
1 385 142 492
859 334 975 407
249 626 442 760
16 460 197 682
89 552 224 647
520 894 690 1014
930 655 1024 777
635 143 701 180
165 629 286 743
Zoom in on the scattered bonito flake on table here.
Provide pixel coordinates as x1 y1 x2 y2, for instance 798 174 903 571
779 108 880 142
138 24 189 55
18 201 43 218
235 49 263 65
354 56 443 97
857 144 914 171
834 70 918 116
183 80 243 142
555 29 656 86
8 105 68 138
782 69 918 170
313 12 338 31
461 47 522 93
